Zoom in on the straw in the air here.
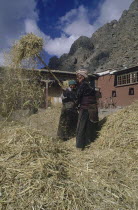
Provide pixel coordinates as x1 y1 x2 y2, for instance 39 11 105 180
10 33 43 67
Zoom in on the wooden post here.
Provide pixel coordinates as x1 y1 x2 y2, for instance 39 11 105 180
41 79 53 109
45 80 49 109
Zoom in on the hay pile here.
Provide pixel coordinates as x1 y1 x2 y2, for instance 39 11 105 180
0 102 138 209
96 101 138 149
0 68 44 117
8 106 62 138
0 123 106 210
0 33 46 116
66 101 138 209
67 145 138 209
0 33 47 117
0 34 45 116
0 124 72 209
10 33 43 68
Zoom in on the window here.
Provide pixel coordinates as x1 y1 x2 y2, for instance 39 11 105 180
126 74 130 83
117 75 122 85
112 90 116 97
117 71 138 86
132 72 137 83
129 88 134 95
122 75 126 84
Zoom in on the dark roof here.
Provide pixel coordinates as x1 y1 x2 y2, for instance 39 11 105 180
96 65 138 76
0 66 100 79
113 65 138 75
25 68 98 78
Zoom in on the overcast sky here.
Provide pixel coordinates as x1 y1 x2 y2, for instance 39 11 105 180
0 0 133 65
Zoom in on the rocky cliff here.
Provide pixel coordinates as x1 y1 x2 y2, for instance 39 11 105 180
48 0 138 73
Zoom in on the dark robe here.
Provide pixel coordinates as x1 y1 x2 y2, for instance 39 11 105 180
76 80 98 148
57 88 78 141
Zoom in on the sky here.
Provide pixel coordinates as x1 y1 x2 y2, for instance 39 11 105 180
0 0 133 66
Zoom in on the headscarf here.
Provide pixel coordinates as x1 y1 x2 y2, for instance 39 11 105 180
76 69 88 78
68 80 77 85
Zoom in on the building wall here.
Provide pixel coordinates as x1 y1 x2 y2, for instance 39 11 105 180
97 74 138 107
115 83 138 106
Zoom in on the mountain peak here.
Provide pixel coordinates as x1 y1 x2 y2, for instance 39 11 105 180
48 0 138 73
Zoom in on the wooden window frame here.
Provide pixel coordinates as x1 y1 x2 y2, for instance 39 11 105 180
117 71 138 86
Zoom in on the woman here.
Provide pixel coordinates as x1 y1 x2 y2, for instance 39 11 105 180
76 69 99 149
57 80 78 141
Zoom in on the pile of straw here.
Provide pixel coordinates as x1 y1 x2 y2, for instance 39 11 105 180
8 106 62 138
0 67 44 117
1 123 105 209
0 124 71 209
0 102 138 209
66 101 138 209
0 33 45 116
96 101 138 149
67 145 138 209
10 33 43 67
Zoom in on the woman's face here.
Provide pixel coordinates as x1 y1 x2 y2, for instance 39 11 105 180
69 84 76 89
76 74 85 83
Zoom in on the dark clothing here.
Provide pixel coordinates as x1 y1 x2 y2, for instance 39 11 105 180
57 104 78 140
77 81 97 108
57 88 78 141
62 88 77 104
77 80 98 122
88 104 99 123
76 80 98 148
76 109 98 148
